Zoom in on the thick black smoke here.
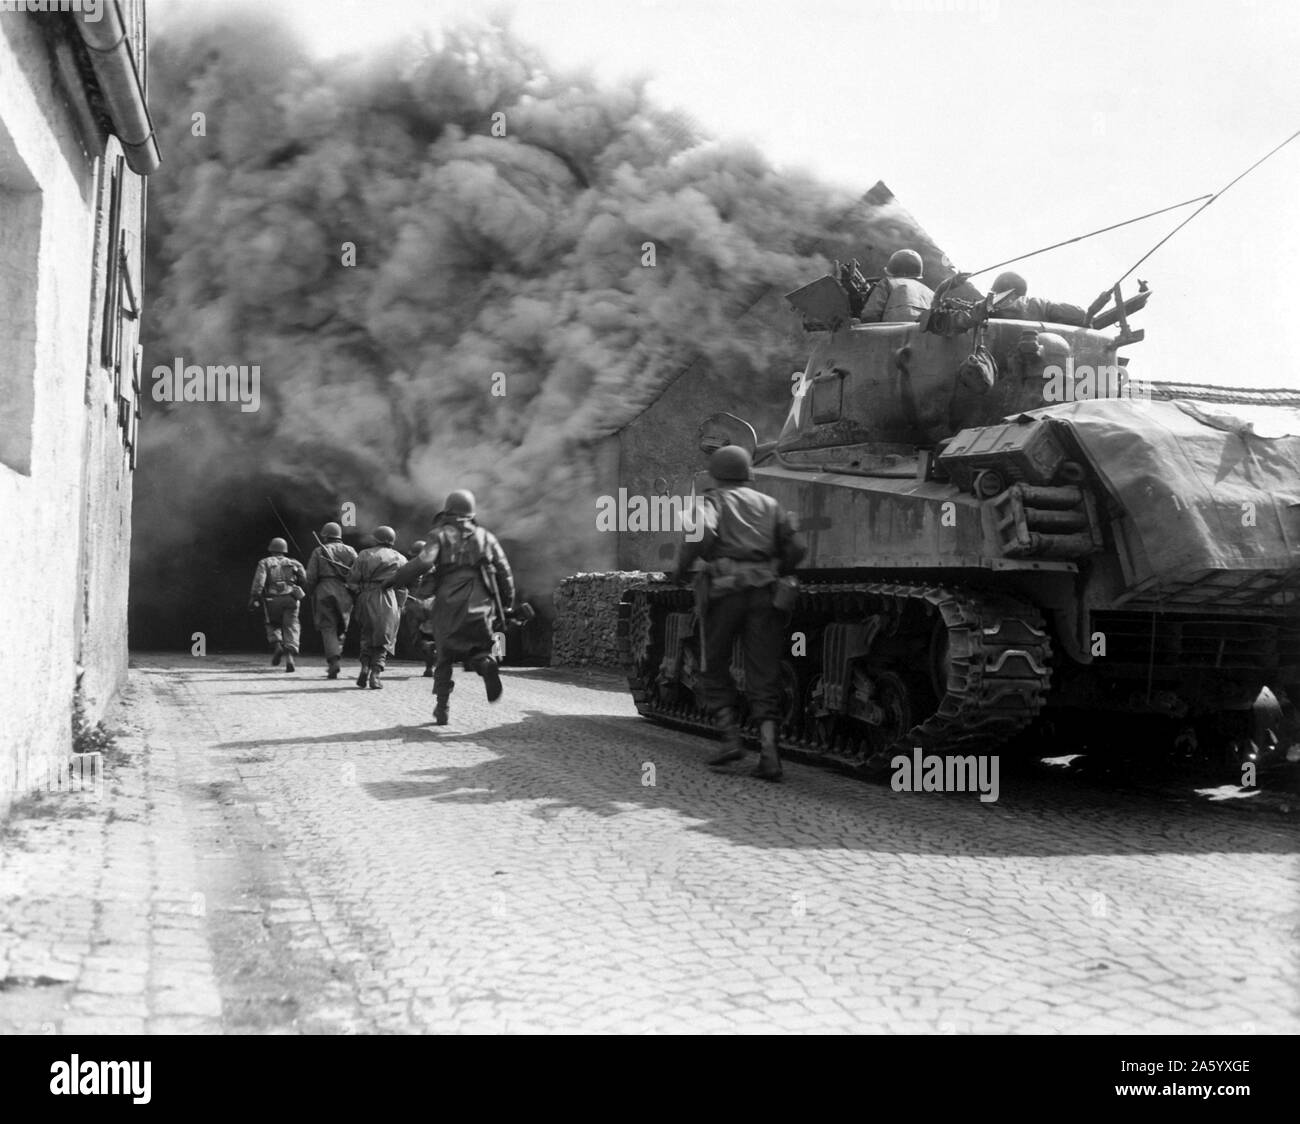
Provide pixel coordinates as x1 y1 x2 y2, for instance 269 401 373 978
130 8 938 652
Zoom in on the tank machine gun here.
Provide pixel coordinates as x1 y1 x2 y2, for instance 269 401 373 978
619 162 1300 776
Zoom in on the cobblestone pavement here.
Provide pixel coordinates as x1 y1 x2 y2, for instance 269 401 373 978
2 651 1297 1034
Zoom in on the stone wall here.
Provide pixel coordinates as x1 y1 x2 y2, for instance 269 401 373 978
0 12 146 818
551 572 655 668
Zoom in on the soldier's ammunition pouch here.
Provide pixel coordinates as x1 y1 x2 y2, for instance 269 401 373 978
771 575 800 613
704 557 778 598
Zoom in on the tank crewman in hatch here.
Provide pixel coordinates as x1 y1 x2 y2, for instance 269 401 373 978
673 445 806 781
387 490 515 726
986 270 1088 326
304 521 358 680
858 249 935 323
346 526 407 690
248 537 308 672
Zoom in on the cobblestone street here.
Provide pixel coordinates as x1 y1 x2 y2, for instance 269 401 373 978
1 652 1297 1034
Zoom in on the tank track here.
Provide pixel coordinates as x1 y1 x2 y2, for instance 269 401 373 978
617 579 1052 772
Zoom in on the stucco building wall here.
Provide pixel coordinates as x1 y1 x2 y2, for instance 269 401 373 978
0 6 148 816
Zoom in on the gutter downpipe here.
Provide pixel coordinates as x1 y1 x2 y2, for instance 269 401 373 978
73 0 159 175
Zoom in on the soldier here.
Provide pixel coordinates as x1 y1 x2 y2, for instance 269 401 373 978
248 537 308 672
346 526 407 689
858 249 934 324
397 541 438 677
304 522 357 679
388 490 514 726
673 445 806 781
987 270 1088 326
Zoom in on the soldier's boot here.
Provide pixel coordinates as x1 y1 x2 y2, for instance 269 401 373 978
423 660 434 678
752 720 783 782
433 694 449 726
706 707 745 767
475 656 503 703
326 657 340 680
369 665 383 689
284 652 296 673
271 641 283 666
356 658 370 688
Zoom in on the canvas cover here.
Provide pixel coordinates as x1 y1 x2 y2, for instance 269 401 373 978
1030 399 1300 586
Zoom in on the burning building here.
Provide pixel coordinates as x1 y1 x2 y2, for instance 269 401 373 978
0 1 158 815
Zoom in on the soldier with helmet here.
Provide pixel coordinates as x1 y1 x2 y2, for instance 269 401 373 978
304 521 358 679
858 248 935 324
388 490 515 726
673 445 806 781
248 537 308 672
397 540 439 677
346 526 407 689
986 270 1088 326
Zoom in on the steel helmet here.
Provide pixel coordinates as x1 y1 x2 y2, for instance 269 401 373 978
992 270 1028 297
267 537 288 553
412 540 426 552
708 445 753 483
373 526 396 546
885 249 924 279
444 490 476 516
321 522 342 540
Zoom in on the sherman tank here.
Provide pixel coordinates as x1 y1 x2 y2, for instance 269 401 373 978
618 268 1300 770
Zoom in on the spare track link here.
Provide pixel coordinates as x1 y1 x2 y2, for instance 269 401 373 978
616 579 1051 768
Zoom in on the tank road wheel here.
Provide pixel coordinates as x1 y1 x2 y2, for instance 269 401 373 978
855 669 913 763
804 674 837 749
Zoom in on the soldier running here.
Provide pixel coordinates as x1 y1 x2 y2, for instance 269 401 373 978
248 537 308 672
346 526 407 689
388 490 514 726
304 521 357 679
397 540 438 677
673 445 806 781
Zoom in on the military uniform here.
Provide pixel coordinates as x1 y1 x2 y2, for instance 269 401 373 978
304 525 357 678
989 294 1088 326
346 528 407 688
674 446 806 780
985 270 1088 326
859 275 935 323
390 491 514 725
859 248 934 324
248 543 308 671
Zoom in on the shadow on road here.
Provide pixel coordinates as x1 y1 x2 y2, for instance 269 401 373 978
208 708 1300 860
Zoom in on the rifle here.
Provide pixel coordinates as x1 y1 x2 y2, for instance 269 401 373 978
311 531 354 580
477 555 535 653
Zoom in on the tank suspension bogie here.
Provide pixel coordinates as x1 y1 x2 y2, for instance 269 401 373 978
618 579 1053 771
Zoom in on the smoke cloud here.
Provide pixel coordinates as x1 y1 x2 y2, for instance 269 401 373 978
131 8 941 651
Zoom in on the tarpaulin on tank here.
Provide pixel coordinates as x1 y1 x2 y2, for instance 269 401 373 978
1028 399 1300 583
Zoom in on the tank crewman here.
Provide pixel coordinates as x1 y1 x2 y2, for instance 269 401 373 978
673 445 806 781
346 526 407 689
858 249 935 324
248 538 308 673
387 490 515 726
986 270 1088 326
304 522 358 680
